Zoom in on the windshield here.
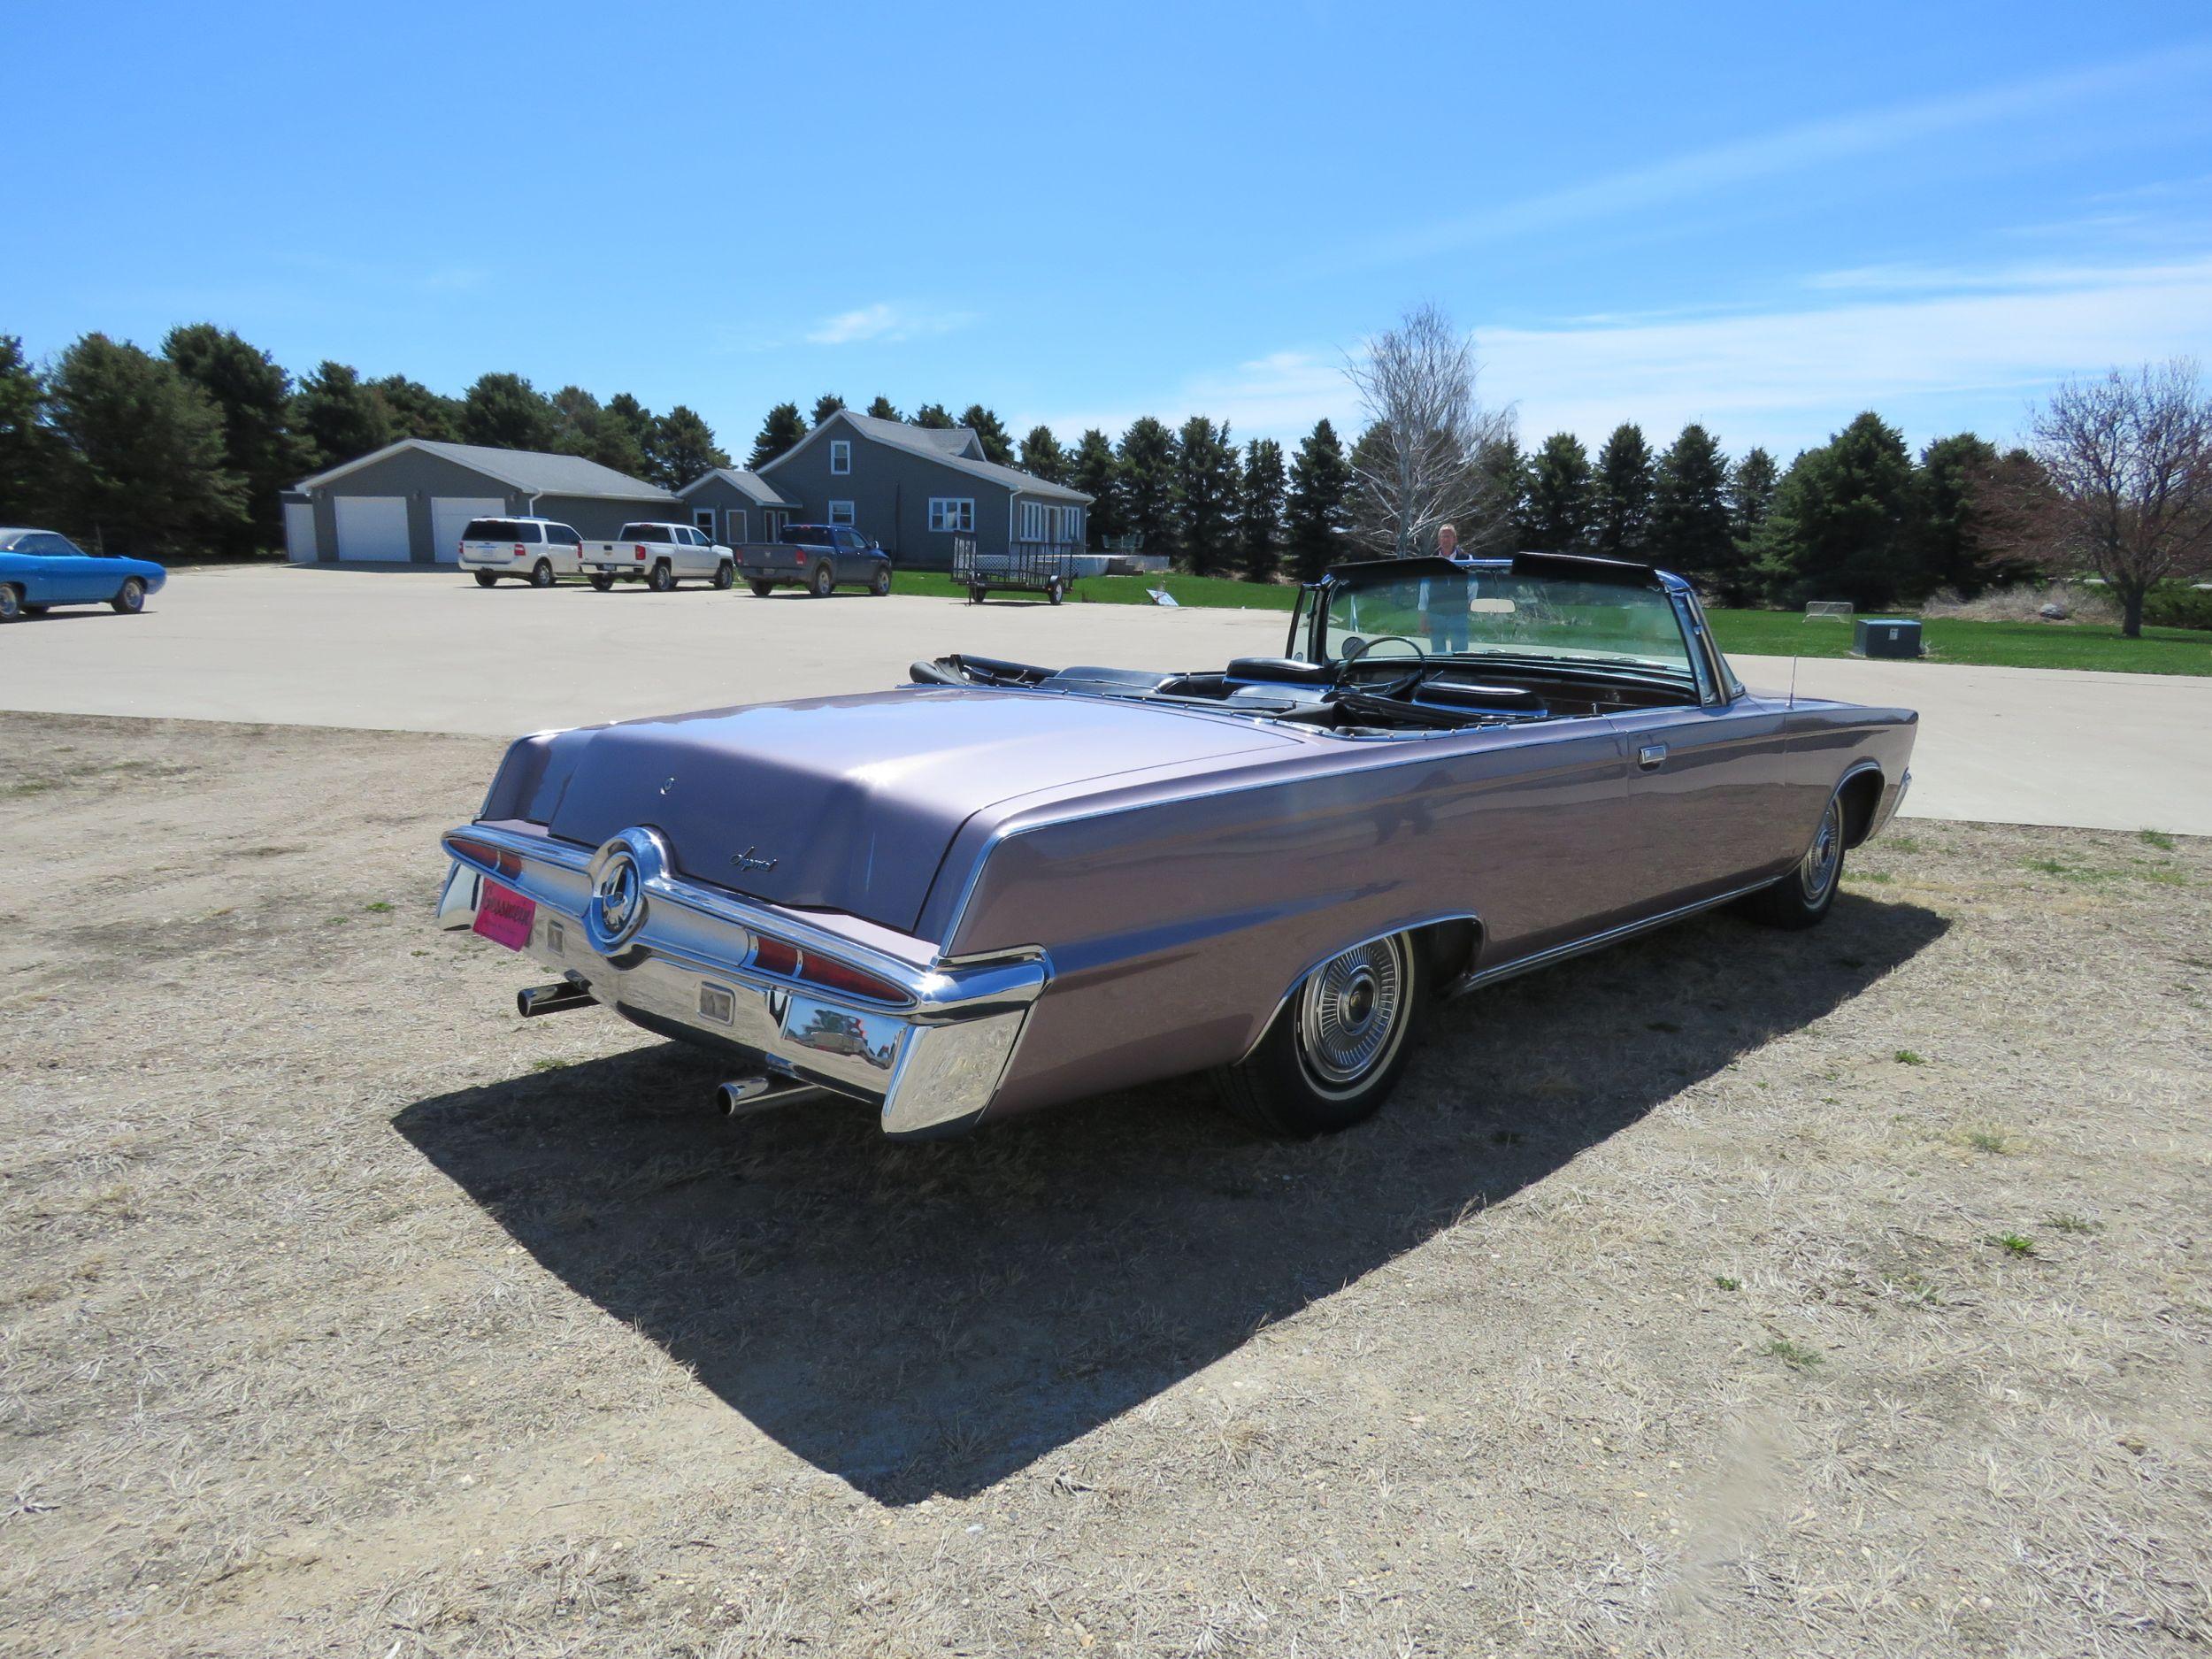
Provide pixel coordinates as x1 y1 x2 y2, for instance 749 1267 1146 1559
1306 561 1694 678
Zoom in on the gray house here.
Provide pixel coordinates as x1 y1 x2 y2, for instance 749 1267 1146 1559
675 466 801 548
284 439 680 565
752 410 1090 571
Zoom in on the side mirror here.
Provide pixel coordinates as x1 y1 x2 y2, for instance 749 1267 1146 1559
871 539 881 550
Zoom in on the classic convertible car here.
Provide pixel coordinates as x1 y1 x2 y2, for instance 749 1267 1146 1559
438 553 1915 1138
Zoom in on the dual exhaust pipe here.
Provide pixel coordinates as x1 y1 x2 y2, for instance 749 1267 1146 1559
516 980 821 1118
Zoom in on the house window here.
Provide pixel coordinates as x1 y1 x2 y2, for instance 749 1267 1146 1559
830 440 851 475
726 508 747 543
1020 501 1050 541
692 509 716 535
927 497 975 533
827 500 856 526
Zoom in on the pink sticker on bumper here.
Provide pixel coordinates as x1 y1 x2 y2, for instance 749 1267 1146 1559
472 880 535 951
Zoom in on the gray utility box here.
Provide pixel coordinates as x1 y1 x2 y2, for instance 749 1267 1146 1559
1853 617 1923 658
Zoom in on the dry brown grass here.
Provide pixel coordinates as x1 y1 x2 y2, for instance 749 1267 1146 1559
3 711 2209 1657
1921 580 2121 626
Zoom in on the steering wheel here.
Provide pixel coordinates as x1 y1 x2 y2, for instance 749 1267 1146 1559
1337 634 1424 670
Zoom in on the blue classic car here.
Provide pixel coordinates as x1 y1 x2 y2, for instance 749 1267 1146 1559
0 528 166 621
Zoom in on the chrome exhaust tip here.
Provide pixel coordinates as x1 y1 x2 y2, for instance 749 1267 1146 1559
717 1076 826 1118
517 981 593 1018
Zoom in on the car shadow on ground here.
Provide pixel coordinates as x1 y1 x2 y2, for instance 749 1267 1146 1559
396 895 1947 1506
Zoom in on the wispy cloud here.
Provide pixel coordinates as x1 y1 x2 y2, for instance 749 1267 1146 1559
804 302 975 346
1028 255 2212 457
1327 42 2212 273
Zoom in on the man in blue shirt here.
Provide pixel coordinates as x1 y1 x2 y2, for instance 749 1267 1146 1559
1421 523 1471 653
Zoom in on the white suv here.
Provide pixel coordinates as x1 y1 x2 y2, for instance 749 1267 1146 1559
458 518 587 588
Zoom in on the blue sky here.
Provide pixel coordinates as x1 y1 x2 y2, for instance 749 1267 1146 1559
8 0 2212 462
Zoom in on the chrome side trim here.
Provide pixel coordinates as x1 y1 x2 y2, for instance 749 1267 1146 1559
1447 880 1774 997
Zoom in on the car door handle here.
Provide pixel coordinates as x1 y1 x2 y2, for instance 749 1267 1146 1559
1637 743 1668 771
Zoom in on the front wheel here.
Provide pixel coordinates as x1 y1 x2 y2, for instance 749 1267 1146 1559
871 564 892 596
1741 792 1845 930
588 572 615 592
811 561 835 597
1048 578 1066 606
1213 932 1425 1136
748 579 774 598
473 569 499 588
711 561 734 590
111 577 147 614
530 559 555 588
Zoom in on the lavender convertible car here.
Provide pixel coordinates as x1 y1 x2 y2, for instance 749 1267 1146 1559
438 553 1915 1138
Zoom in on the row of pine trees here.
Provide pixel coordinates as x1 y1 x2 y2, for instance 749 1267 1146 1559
2 324 2029 610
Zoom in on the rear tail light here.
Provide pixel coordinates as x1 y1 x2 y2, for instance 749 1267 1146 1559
445 833 523 879
634 543 649 560
795 550 807 564
749 935 904 1003
513 541 526 559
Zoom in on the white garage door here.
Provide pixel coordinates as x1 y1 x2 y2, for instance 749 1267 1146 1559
430 495 508 565
283 502 319 563
334 495 411 562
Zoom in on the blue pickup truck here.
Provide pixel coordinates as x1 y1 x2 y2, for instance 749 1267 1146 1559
733 524 893 597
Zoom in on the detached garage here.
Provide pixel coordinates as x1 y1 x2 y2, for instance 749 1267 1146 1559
286 440 680 565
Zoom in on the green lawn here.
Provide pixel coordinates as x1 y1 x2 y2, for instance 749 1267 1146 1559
891 571 1301 611
1704 609 2212 675
889 570 2212 676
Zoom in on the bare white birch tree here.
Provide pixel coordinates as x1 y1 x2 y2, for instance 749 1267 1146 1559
2015 359 2212 636
1343 303 1516 557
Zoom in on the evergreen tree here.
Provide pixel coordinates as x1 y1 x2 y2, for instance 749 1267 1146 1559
1753 413 1918 608
647 405 730 489
959 403 1014 465
911 403 956 429
810 393 845 427
1590 423 1655 555
1069 428 1119 547
592 393 656 479
549 385 604 458
1018 424 1066 482
1171 415 1239 576
462 372 560 451
1727 447 1779 576
747 401 806 468
162 323 296 554
1912 432 2003 596
1466 434 1525 555
864 395 901 421
45 333 243 555
1286 418 1354 580
1239 436 1287 581
1648 423 1736 596
371 374 463 442
1115 416 1179 562
292 361 392 472
0 334 62 524
1522 432 1594 550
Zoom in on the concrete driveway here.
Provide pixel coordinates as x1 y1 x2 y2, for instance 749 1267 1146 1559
4 565 2206 834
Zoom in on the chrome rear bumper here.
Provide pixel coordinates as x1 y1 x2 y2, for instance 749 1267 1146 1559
437 824 1047 1138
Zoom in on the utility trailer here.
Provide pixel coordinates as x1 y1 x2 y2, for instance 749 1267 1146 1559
950 537 1074 605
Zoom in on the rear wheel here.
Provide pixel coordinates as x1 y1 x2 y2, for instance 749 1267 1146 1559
647 560 675 593
111 577 146 614
530 559 554 588
473 569 499 588
588 572 615 592
711 561 735 590
748 579 774 597
871 564 892 596
0 584 20 622
811 560 835 597
1741 792 1845 930
1048 577 1066 606
1213 933 1425 1136
968 584 987 604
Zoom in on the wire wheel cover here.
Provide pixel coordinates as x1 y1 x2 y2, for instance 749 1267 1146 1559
1800 796 1843 902
1296 936 1409 1091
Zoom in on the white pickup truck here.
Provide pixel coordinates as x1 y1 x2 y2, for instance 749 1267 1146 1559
582 521 735 592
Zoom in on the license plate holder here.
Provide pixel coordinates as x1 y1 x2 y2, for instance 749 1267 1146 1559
472 879 536 951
